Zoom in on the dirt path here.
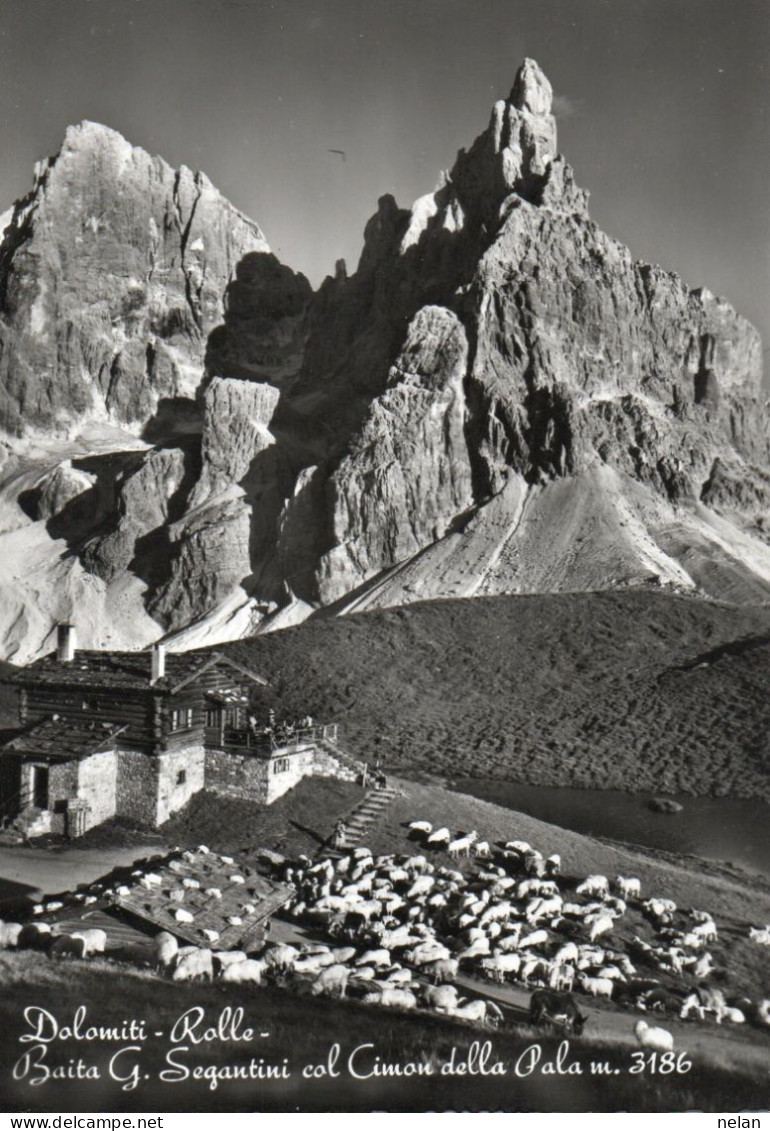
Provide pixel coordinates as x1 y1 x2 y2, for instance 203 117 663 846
0 842 168 901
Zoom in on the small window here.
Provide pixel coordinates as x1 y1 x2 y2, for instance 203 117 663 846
273 757 290 774
170 707 193 732
176 769 187 785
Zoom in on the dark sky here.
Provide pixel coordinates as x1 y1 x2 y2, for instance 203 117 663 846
0 0 768 350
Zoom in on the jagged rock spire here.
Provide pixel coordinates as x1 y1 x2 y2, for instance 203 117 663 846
510 58 553 117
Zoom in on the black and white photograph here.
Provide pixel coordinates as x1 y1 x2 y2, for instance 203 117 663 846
0 0 767 1115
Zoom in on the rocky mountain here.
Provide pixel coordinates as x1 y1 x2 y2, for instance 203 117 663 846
0 60 768 662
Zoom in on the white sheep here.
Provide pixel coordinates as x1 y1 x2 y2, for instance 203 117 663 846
578 973 614 999
0 922 22 949
616 876 641 900
635 1020 674 1051
153 931 178 969
70 928 107 956
172 947 213 982
221 959 264 984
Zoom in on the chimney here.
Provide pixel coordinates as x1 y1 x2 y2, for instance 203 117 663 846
56 623 76 663
151 643 166 683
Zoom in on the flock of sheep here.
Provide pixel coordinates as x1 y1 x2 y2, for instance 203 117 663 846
2 815 770 1055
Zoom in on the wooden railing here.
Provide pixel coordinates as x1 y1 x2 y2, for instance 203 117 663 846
205 722 338 755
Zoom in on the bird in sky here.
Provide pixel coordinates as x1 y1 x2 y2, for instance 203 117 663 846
328 149 346 161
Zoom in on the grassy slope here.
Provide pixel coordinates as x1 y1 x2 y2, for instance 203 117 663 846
223 591 770 800
0 948 767 1114
3 776 770 1112
159 775 770 999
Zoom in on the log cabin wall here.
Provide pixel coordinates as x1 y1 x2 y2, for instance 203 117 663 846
21 685 154 749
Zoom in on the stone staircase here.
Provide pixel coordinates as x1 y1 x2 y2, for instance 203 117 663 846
336 784 399 849
316 734 368 781
4 806 52 841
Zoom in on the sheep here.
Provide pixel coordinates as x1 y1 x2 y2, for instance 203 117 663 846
616 876 641 901
748 925 770 945
201 929 221 943
479 954 521 982
408 820 432 836
221 959 265 985
406 875 435 900
356 949 391 969
554 942 579 965
174 908 194 924
473 841 491 858
364 986 418 1010
635 1020 674 1052
422 957 459 984
172 947 214 981
716 1005 746 1025
213 950 248 973
421 984 460 1012
576 875 609 898
18 923 52 950
383 966 414 985
448 831 478 858
680 992 706 1021
0 922 22 949
49 935 86 960
545 854 561 876
577 973 614 999
524 851 546 877
261 945 296 972
450 999 504 1026
205 888 222 899
181 877 200 890
588 914 615 942
548 963 575 992
70 928 107 956
518 929 549 950
427 827 451 848
690 919 717 943
310 964 349 998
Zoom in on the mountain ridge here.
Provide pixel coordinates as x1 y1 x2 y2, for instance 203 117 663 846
0 59 767 662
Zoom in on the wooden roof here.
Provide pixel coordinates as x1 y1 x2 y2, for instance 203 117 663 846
0 717 127 762
113 848 293 950
6 649 268 694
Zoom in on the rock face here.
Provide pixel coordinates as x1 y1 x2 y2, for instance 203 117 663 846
0 121 275 438
261 57 769 613
0 61 768 660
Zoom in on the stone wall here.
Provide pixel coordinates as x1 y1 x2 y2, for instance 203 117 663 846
205 747 271 803
115 748 159 826
265 746 316 803
204 742 358 805
77 749 118 831
155 744 205 824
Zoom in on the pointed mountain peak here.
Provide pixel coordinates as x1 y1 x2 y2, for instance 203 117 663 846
510 58 553 117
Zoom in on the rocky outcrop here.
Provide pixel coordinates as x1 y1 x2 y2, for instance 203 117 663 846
0 121 272 438
260 57 768 618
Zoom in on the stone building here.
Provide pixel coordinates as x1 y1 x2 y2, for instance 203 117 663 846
0 625 360 838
